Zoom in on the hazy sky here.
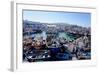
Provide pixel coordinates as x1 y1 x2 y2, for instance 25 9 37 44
23 10 91 27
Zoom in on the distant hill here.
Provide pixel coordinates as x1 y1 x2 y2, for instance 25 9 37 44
23 20 91 35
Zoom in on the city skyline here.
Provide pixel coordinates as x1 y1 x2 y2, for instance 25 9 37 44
23 10 91 27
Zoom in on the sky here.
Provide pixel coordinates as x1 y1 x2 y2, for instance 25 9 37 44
23 10 91 27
